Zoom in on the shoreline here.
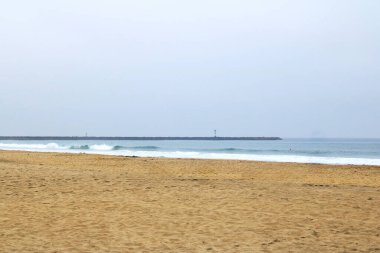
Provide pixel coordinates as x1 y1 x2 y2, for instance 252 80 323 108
1 150 380 252
1 148 380 166
2 149 380 168
2 149 380 170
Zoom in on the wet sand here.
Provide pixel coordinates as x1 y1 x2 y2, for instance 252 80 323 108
1 150 380 252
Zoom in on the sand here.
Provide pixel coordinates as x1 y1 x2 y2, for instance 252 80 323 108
0 150 380 252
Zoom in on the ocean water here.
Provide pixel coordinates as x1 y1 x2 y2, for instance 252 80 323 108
0 139 380 165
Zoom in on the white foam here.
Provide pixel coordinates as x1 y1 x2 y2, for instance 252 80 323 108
1 143 380 166
89 144 114 151
109 150 380 166
0 143 65 150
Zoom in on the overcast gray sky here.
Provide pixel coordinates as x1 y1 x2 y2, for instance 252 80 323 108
0 0 379 138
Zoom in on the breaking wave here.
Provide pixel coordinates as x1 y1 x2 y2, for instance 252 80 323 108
0 143 162 152
70 145 90 150
0 143 63 150
1 142 380 166
69 145 161 151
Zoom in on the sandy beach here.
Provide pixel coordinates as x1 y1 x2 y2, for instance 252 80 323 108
1 150 379 252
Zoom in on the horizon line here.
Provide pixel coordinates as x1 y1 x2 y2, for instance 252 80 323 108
0 136 282 141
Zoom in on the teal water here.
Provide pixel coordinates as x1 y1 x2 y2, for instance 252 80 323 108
1 139 380 165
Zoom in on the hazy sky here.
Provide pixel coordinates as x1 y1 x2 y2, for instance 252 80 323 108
1 0 379 137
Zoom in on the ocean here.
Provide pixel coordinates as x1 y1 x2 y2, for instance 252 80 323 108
0 138 380 165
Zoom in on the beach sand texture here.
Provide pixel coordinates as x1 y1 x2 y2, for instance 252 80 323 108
1 151 380 252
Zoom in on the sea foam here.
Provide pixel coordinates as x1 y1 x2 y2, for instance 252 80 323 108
1 142 380 166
